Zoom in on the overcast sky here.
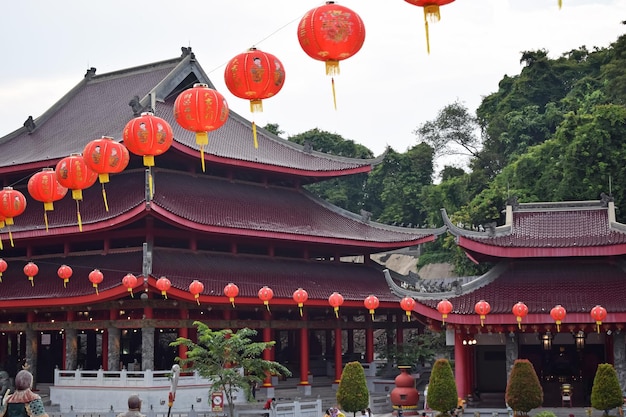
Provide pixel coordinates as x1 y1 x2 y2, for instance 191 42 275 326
1 1 624 163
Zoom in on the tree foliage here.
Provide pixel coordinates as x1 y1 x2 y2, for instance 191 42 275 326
336 361 369 416
376 329 446 371
426 358 458 416
170 322 291 417
505 359 543 415
591 363 623 415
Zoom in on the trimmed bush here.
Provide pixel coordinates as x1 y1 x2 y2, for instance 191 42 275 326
591 363 623 416
337 361 369 416
505 359 543 415
427 358 458 416
534 412 557 417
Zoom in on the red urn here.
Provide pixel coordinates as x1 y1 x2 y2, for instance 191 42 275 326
390 366 419 414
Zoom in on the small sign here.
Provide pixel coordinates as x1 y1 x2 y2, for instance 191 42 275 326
212 392 224 412
41 334 51 345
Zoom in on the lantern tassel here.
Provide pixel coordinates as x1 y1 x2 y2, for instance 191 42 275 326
94 285 99 295
7 229 13 247
597 321 601 334
424 20 431 55
200 147 206 173
196 132 209 173
406 311 412 322
196 297 200 306
369 309 375 319
230 298 235 308
480 315 485 327
558 0 562 9
0 234 3 250
298 304 303 317
129 290 134 298
29 277 34 287
252 121 259 149
331 78 337 110
517 317 522 329
163 291 168 299
556 321 561 332
101 184 109 212
44 211 49 232
334 308 339 319
76 200 83 232
148 167 154 201
265 302 271 312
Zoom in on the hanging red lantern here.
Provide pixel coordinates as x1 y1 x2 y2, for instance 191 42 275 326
400 296 416 321
189 280 204 305
550 304 567 332
293 288 309 317
364 295 380 318
404 0 455 54
258 286 274 312
0 186 27 247
224 282 239 307
156 276 171 299
474 300 491 327
0 259 6 282
28 168 68 232
83 136 130 212
88 269 104 295
590 305 607 334
173 83 229 172
512 302 529 329
224 47 285 149
298 1 366 109
437 299 453 325
57 264 72 288
122 112 173 168
122 273 138 297
328 292 344 318
23 262 38 287
56 154 98 232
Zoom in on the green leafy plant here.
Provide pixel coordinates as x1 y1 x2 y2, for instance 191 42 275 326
505 359 543 416
534 411 557 417
591 363 623 416
427 358 458 416
336 361 369 417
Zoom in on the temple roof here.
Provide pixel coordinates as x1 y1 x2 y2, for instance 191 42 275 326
0 49 380 180
442 198 626 260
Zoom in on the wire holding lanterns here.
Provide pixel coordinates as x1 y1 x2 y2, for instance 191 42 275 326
57 265 73 288
590 305 607 334
189 280 204 305
512 301 528 329
293 288 308 317
364 295 379 319
550 304 567 332
224 283 239 308
437 299 453 325
400 296 416 321
27 168 68 232
258 286 274 312
328 292 344 318
474 299 491 327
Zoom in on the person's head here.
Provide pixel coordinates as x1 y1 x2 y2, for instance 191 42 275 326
128 394 142 411
14 370 33 391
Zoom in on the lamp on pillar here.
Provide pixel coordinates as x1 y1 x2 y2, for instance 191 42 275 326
542 331 553 350
575 330 586 350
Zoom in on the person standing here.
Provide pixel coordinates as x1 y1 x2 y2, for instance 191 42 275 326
116 395 145 417
0 369 48 417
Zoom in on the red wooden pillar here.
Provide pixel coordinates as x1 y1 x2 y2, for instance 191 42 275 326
299 313 310 385
178 308 189 362
262 310 273 387
396 314 404 345
365 315 374 363
454 331 468 398
334 327 342 383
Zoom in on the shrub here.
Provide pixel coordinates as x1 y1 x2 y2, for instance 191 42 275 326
505 359 543 415
591 363 623 415
427 358 458 416
337 361 369 416
534 412 557 417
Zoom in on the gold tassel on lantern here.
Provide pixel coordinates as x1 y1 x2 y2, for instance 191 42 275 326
423 5 441 55
326 61 340 110
196 132 208 172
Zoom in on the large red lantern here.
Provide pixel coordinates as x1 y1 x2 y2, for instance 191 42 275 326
474 300 491 326
0 186 27 247
156 276 171 299
364 295 380 318
224 282 239 307
122 273 138 297
400 296 416 321
173 83 229 172
224 47 285 149
56 154 98 232
437 299 453 325
57 265 72 288
83 136 130 212
258 286 274 312
404 0 455 54
328 292 344 318
298 1 366 109
122 112 173 168
512 302 529 329
0 259 6 282
88 269 104 295
28 168 68 232
550 304 567 332
189 280 204 305
293 288 309 317
23 262 38 287
590 305 607 334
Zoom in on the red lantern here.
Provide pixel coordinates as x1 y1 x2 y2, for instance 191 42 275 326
550 304 567 332
404 0 455 54
83 136 130 212
293 288 309 317
224 282 239 307
189 280 204 305
0 186 27 247
88 269 104 295
298 1 366 109
512 302 529 329
23 262 38 287
474 300 491 326
400 297 416 321
122 273 138 297
328 292 344 318
122 112 173 168
173 83 229 172
437 299 453 325
56 154 98 232
224 48 285 149
364 295 380 318
258 286 274 312
0 259 6 282
57 264 72 288
156 276 171 299
590 305 607 334
28 168 68 232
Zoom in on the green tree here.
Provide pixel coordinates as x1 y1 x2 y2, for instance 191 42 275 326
505 359 543 416
336 361 369 417
591 363 623 415
376 329 446 371
170 322 291 417
426 358 458 416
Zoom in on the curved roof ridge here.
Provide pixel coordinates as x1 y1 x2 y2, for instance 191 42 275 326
440 208 510 238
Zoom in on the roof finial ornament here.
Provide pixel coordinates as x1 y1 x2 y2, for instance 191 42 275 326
128 96 151 117
600 192 614 206
181 47 194 59
84 67 96 80
23 116 36 133
303 140 313 153
506 195 519 209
